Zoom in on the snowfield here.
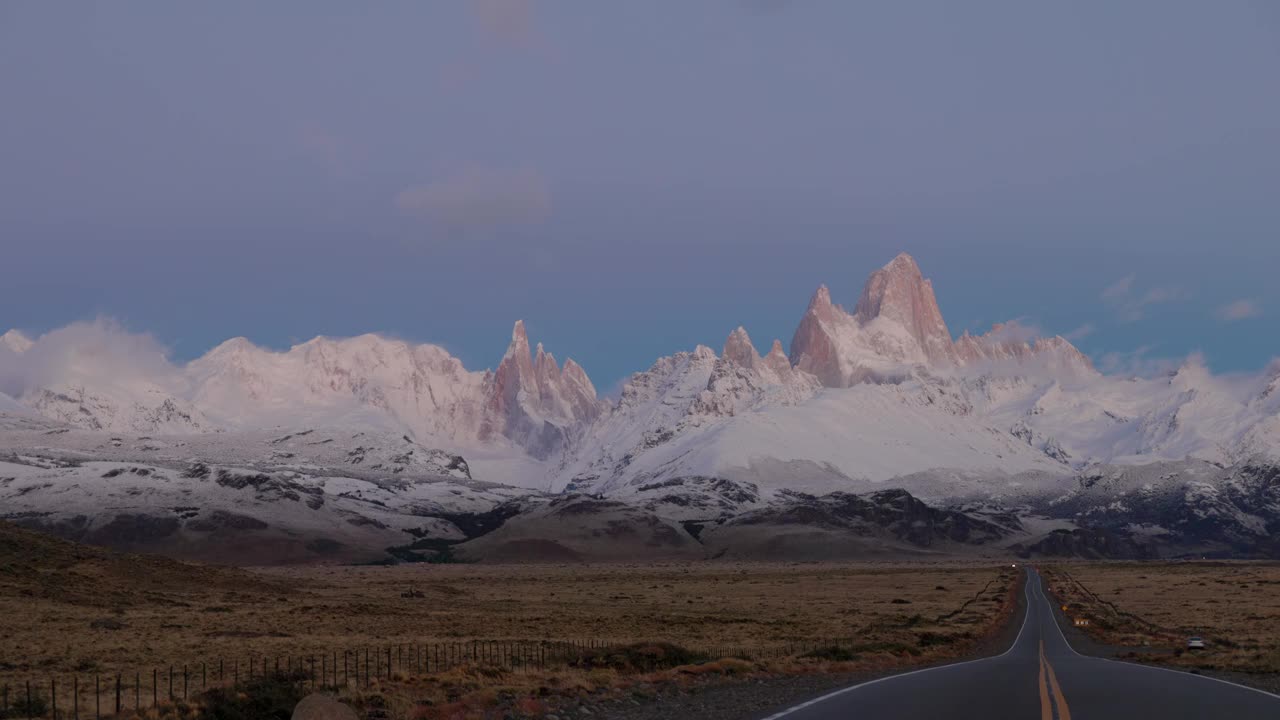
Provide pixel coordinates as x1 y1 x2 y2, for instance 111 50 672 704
2 253 1277 562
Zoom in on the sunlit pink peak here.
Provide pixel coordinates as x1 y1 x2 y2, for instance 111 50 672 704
763 339 793 376
853 251 956 364
722 326 760 368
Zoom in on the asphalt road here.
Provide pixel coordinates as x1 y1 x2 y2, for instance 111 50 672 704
759 567 1280 719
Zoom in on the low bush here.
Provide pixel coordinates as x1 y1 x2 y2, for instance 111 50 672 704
197 672 310 720
800 646 860 662
0 690 48 720
570 643 709 672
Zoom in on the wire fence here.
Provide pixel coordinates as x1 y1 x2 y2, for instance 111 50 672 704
0 637 854 720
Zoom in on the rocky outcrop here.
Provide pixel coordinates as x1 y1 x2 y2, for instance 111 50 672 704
1028 460 1280 558
481 321 604 459
790 253 1091 387
955 326 1094 375
726 487 1015 547
1012 528 1159 560
789 285 848 387
854 253 957 365
188 323 604 459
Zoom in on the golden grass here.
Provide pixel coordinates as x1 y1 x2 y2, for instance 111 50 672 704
1042 562 1280 674
1 559 1017 713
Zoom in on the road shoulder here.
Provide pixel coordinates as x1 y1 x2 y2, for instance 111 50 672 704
1040 570 1280 698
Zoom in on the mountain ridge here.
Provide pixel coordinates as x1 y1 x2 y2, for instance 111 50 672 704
2 253 1276 495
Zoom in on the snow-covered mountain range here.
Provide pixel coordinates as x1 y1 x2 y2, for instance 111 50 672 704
2 253 1277 494
2 253 1278 563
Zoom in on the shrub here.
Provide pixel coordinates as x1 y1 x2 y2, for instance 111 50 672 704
570 643 709 672
800 646 860 662
917 632 956 647
0 689 48 719
677 658 755 676
803 641 921 660
197 673 309 720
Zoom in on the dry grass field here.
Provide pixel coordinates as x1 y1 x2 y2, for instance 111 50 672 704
0 522 1020 717
1043 562 1280 674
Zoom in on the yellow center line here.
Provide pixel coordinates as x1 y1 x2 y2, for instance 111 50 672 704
1039 640 1053 720
1044 652 1073 720
1039 638 1073 720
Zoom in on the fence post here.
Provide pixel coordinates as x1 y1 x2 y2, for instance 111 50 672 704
26 681 31 720
183 665 188 700
95 674 100 720
115 675 121 716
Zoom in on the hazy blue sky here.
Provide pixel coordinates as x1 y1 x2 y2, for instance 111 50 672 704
3 1 1278 389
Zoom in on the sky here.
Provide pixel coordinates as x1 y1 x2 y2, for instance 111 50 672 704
2 1 1278 390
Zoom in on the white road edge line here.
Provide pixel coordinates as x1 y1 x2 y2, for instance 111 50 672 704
1036 570 1280 703
757 569 1036 720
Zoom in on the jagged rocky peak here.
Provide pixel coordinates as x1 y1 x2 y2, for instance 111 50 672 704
722 326 761 369
1 329 33 354
791 252 1095 388
789 285 848 387
954 323 1093 375
806 284 839 319
483 320 603 459
762 339 792 378
853 252 956 365
719 328 804 388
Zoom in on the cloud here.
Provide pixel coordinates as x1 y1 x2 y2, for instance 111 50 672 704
1099 273 1181 323
1100 275 1134 300
1062 323 1095 341
1095 345 1184 378
0 318 182 398
471 0 537 47
1218 299 1261 322
396 168 551 231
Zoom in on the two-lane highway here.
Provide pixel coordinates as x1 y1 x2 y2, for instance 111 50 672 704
760 568 1280 719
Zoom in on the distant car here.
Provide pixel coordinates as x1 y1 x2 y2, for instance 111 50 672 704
1187 637 1206 650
